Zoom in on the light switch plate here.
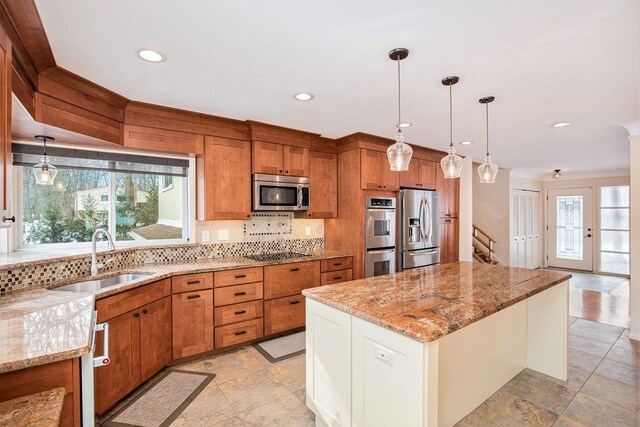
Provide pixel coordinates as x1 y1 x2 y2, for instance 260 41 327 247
218 229 230 241
305 226 311 236
201 230 210 242
491 212 503 220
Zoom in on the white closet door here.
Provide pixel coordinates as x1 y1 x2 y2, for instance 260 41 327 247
512 190 541 269
531 193 541 269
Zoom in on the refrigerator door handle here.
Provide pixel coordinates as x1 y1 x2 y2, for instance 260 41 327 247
424 197 432 243
419 198 426 240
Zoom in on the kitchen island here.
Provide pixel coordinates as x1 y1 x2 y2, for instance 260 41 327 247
302 261 571 427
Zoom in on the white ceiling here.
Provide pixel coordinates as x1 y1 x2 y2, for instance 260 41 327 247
35 0 639 179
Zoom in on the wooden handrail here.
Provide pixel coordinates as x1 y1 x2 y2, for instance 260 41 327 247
472 224 497 263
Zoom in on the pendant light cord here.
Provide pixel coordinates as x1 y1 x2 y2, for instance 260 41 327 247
449 84 453 147
485 103 490 156
43 138 47 156
397 58 402 128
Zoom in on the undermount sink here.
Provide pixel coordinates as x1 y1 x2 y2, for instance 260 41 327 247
53 273 152 293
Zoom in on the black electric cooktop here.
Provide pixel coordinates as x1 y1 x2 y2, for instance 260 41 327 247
245 252 310 262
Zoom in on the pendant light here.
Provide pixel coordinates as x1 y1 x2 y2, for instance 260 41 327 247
386 48 413 171
33 135 57 186
477 96 499 184
440 76 463 179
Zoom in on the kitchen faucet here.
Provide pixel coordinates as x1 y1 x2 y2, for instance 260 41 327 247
91 228 116 276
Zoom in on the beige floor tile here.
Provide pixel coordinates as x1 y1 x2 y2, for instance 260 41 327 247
293 388 306 403
614 334 640 351
568 348 603 372
239 394 315 427
579 374 639 412
218 368 290 413
568 335 612 357
594 358 640 387
572 319 625 335
568 316 578 325
503 368 587 415
472 390 558 426
569 323 621 345
267 354 306 392
555 393 639 427
606 345 640 367
212 416 244 426
454 410 500 426
169 382 236 427
177 347 268 384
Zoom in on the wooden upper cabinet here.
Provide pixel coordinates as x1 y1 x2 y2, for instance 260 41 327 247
307 151 337 218
360 149 399 191
400 159 436 189
283 145 309 176
139 297 171 382
197 137 252 220
252 141 284 174
435 165 459 218
122 125 203 155
399 160 420 189
0 28 11 229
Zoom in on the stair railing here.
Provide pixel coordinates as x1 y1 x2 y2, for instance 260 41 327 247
472 224 497 264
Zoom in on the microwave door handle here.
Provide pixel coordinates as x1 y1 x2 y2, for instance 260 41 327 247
297 185 302 208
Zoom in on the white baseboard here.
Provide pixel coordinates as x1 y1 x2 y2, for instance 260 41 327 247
629 332 640 341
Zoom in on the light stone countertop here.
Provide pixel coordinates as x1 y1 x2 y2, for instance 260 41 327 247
303 261 571 343
0 387 66 427
0 249 351 374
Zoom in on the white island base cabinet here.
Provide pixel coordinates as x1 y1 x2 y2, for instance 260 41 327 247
305 281 569 427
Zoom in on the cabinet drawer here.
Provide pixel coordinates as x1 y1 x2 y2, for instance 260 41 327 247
172 272 213 293
215 319 264 349
214 282 263 306
321 257 353 272
264 295 305 335
97 279 170 322
263 261 320 299
214 300 264 326
214 267 263 287
321 269 353 285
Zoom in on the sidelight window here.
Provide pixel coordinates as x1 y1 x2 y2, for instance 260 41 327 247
599 185 629 275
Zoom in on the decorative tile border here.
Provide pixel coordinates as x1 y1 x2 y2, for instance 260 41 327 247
0 238 324 294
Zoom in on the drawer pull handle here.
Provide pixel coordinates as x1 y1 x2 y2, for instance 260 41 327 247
234 274 247 279
235 330 247 336
187 295 200 300
333 276 343 280
186 280 201 285
235 310 247 315
234 291 247 296
290 268 300 272
290 300 301 305
334 263 342 266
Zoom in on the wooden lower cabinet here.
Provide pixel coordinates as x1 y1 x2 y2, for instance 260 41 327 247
215 300 263 326
264 261 320 299
321 269 353 285
440 217 460 264
215 318 264 349
172 290 214 359
264 294 306 335
95 309 141 415
139 297 172 382
0 359 81 426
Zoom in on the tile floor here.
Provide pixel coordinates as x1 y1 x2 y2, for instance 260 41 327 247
99 318 639 426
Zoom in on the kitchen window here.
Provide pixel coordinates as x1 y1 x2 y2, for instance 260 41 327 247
13 144 189 247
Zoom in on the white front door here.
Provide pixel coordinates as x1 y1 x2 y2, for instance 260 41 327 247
547 187 593 271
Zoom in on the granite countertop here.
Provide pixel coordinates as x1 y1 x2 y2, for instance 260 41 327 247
47 249 351 299
0 387 66 427
0 249 351 374
303 261 571 343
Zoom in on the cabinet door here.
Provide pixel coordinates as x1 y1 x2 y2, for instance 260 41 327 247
399 160 420 189
252 141 284 174
380 152 400 191
197 137 252 220
360 149 382 190
139 297 172 382
440 217 459 264
172 290 214 360
0 30 11 228
307 151 337 218
419 160 436 190
283 145 309 176
95 310 141 414
435 166 459 218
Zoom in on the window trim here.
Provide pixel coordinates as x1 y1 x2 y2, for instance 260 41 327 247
13 154 192 250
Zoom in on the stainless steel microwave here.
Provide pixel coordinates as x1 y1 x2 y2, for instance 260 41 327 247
252 174 310 211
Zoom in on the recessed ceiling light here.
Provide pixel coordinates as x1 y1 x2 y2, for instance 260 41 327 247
137 49 166 63
294 93 314 101
551 122 570 128
397 122 412 128
459 141 474 145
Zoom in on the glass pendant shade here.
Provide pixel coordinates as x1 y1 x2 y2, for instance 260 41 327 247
477 154 499 184
33 156 57 185
387 129 413 171
440 145 464 179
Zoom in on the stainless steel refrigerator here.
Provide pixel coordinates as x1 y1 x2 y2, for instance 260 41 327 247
399 189 441 270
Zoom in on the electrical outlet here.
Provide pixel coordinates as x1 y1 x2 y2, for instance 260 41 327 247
201 230 210 242
305 226 311 236
374 344 393 365
218 229 229 241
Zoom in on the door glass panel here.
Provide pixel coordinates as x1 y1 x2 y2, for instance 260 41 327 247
260 185 297 206
601 209 629 230
600 253 630 275
600 230 630 252
556 195 583 260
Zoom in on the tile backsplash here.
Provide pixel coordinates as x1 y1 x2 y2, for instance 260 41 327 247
0 237 324 294
196 214 324 243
